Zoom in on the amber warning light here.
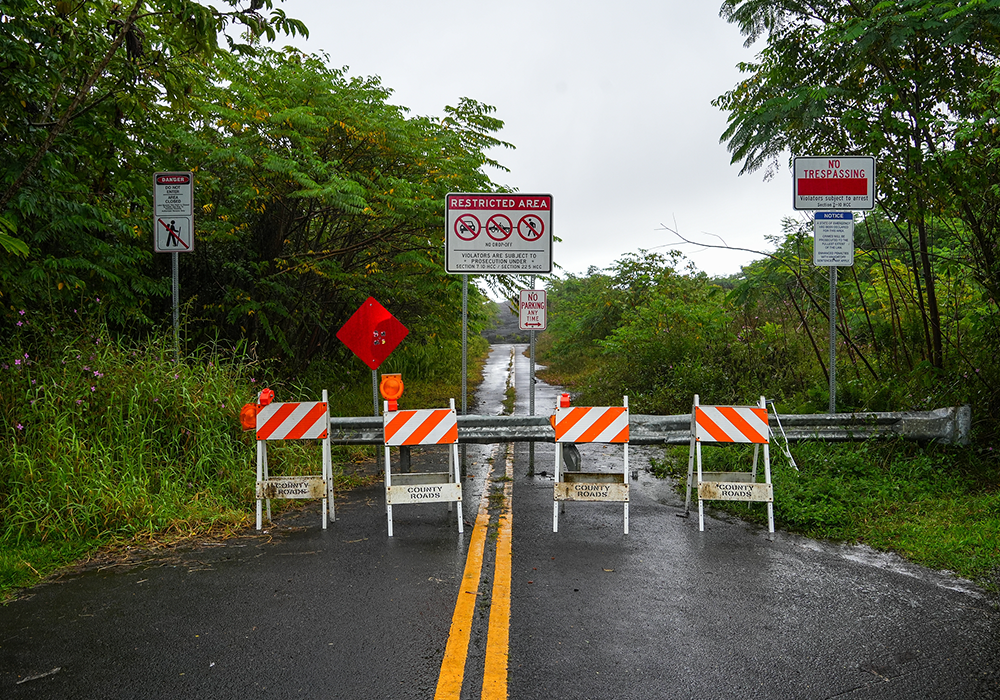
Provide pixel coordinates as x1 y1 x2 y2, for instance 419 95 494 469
240 388 275 431
380 373 404 411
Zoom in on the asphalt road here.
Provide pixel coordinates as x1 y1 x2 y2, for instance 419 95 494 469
2 344 998 699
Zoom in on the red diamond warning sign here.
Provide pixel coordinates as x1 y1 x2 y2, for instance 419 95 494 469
336 297 409 370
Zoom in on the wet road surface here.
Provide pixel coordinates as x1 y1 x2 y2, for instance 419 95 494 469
2 343 998 699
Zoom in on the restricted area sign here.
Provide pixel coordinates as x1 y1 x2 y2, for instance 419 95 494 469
794 156 875 211
446 193 552 274
813 212 855 267
519 289 547 331
336 297 409 370
153 171 194 252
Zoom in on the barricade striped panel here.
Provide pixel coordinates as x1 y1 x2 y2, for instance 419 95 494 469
256 401 329 440
384 408 458 446
554 406 629 443
695 406 768 444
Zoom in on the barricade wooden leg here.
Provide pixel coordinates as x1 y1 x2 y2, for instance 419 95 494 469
696 439 705 532
263 443 271 524
385 443 394 537
553 442 561 532
323 389 333 527
764 440 774 538
256 440 264 530
453 441 463 534
624 433 630 534
684 395 699 517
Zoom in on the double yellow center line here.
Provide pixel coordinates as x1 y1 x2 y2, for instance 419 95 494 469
434 441 515 699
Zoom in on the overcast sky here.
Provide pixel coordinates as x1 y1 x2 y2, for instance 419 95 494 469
280 0 799 279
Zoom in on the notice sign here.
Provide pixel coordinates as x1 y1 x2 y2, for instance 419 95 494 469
446 193 552 273
794 156 875 210
519 289 547 331
154 171 194 252
813 211 855 267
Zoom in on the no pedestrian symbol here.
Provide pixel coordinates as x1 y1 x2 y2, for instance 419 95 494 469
156 217 191 251
518 215 544 241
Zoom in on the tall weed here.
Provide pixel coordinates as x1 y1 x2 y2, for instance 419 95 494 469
0 302 265 589
658 439 1000 586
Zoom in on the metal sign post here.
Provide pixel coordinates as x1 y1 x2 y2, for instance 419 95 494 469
445 194 554 471
828 267 838 414
528 277 537 475
172 253 179 362
153 171 194 362
461 274 468 470
813 212 855 413
794 156 872 413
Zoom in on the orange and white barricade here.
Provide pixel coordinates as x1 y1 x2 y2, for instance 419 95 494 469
255 391 333 530
684 394 774 536
553 396 630 533
382 398 462 537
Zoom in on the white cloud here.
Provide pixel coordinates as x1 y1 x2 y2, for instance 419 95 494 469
280 0 799 278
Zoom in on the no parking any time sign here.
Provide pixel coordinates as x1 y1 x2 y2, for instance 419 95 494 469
519 289 547 331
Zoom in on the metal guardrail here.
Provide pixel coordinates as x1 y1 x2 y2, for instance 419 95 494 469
328 406 971 446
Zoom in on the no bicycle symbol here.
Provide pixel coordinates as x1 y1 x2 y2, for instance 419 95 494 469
518 214 544 241
455 214 480 241
487 214 513 241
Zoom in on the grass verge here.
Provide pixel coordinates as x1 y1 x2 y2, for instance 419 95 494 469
0 314 489 601
650 439 1000 591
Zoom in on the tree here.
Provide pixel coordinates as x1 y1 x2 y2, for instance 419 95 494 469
163 48 512 366
0 1 305 323
714 0 1000 370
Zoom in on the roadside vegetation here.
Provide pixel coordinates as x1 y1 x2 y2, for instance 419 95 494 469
537 1 1000 591
538 243 999 588
0 1 501 599
0 299 489 598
